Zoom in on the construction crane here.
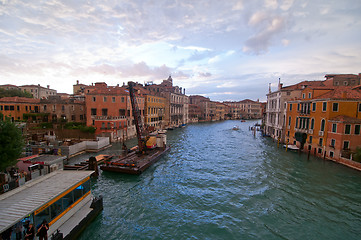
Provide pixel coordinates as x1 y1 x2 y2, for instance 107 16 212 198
128 81 148 153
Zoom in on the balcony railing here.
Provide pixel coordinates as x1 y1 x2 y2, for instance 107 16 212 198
92 116 126 120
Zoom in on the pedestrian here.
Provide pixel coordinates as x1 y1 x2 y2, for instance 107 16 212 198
36 220 49 240
24 224 35 240
15 222 23 240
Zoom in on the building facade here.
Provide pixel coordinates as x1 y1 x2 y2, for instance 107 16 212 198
20 84 57 99
286 85 361 162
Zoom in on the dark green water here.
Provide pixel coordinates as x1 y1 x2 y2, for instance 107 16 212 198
77 120 361 240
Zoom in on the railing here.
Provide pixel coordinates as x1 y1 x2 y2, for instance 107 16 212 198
92 116 126 120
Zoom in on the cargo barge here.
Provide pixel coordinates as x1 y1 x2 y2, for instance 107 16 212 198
100 145 170 175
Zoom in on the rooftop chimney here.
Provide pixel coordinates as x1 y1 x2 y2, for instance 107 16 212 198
47 85 50 89
76 80 79 84
278 78 282 91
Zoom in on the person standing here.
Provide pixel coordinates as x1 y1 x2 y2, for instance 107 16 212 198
24 224 35 240
37 220 49 240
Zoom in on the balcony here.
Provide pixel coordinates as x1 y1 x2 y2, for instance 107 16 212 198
92 116 126 120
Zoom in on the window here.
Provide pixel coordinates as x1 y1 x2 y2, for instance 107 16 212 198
119 109 125 116
289 104 292 111
332 123 337 133
355 125 360 135
330 151 334 158
288 116 291 126
332 103 338 112
17 106 20 111
359 103 361 112
302 93 305 99
92 97 96 102
345 124 351 134
112 97 116 103
310 118 314 129
103 97 107 102
322 102 327 111
121 97 125 103
330 139 335 147
297 103 300 111
91 108 97 115
62 105 65 111
308 93 311 98
310 103 315 112
10 106 14 110
44 105 47 111
309 136 312 143
71 115 75 121
320 119 325 131
319 138 323 146
101 122 105 129
102 108 108 116
343 141 349 150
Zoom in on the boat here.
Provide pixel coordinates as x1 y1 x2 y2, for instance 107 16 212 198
101 143 170 175
0 170 103 240
283 144 299 151
100 81 170 175
232 125 239 130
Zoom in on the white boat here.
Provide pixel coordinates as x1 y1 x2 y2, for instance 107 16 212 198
232 126 239 130
0 170 103 240
284 144 299 151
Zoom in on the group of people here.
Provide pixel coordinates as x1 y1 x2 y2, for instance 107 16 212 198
0 219 48 240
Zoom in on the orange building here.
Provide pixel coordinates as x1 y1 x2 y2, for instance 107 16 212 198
286 85 361 161
0 97 41 121
84 83 145 141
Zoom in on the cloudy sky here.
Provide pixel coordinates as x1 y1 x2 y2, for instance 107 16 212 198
1 0 360 101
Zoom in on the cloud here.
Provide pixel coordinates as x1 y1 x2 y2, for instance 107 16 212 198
198 72 212 77
244 15 287 54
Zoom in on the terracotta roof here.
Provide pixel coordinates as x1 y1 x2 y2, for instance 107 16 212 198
0 97 40 103
239 99 259 103
86 87 129 95
329 115 361 123
314 86 361 100
0 84 19 88
281 80 326 91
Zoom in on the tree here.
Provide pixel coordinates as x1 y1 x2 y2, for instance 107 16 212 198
0 88 33 98
0 114 24 171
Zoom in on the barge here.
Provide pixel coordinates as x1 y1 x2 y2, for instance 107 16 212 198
100 145 170 175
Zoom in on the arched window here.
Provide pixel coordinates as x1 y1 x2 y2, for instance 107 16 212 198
320 119 325 131
311 118 315 129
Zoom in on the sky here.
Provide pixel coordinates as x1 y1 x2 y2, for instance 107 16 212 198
1 0 360 102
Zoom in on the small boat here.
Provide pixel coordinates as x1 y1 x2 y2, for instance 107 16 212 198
232 126 239 130
283 144 299 151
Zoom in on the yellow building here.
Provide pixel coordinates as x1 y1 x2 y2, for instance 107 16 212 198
145 94 166 130
286 85 361 160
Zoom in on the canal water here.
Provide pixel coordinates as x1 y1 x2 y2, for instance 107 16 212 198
77 120 361 240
